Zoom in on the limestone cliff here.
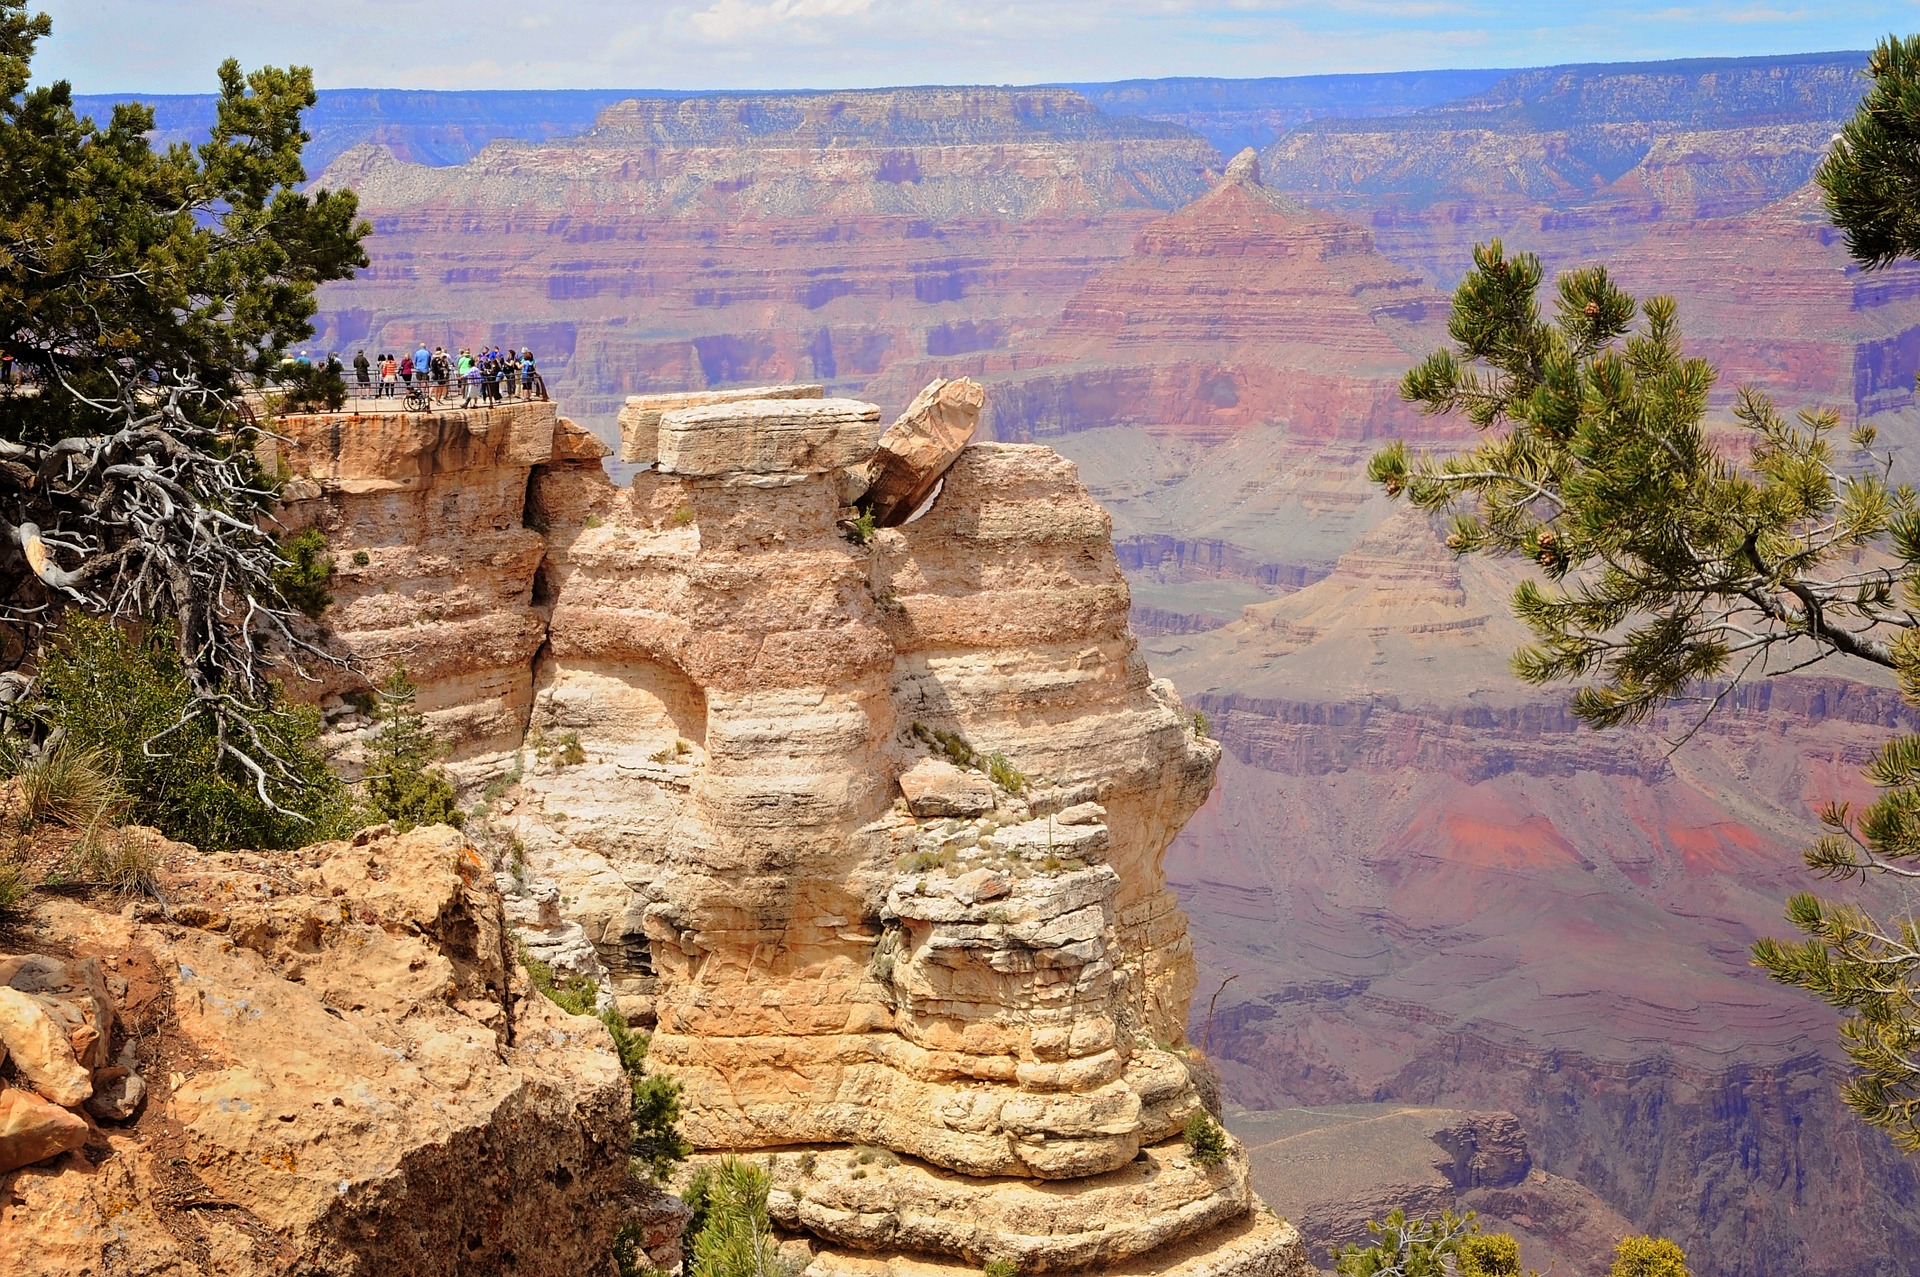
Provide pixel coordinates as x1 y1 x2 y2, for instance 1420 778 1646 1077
265 392 1308 1274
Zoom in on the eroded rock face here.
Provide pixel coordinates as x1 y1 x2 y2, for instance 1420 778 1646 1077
0 826 638 1277
265 400 561 760
265 390 1302 1273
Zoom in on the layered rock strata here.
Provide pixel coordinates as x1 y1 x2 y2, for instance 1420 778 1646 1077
0 826 653 1275
266 399 560 759
273 392 1305 1273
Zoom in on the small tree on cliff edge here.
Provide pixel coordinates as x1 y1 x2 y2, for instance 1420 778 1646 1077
1368 32 1920 1152
0 3 367 807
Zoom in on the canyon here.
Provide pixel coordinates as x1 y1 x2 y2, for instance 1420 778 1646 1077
261 48 1920 1273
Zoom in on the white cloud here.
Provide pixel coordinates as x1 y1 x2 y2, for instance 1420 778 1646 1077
686 0 879 42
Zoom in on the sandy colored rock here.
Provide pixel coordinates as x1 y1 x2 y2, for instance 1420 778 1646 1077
0 827 639 1277
618 383 824 465
0 988 91 1107
898 756 994 817
0 954 115 1072
266 400 558 760
553 414 612 461
0 1088 87 1174
656 397 882 476
864 377 984 526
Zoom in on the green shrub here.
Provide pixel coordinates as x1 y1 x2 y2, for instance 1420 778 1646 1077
1609 1236 1690 1277
25 615 356 851
986 753 1026 794
843 507 878 546
521 943 599 1016
0 857 29 917
350 549 371 567
363 668 463 833
1191 709 1211 738
1334 1210 1477 1277
686 1157 798 1277
273 528 335 619
73 826 159 897
1183 1110 1229 1167
984 1262 1019 1277
1459 1233 1523 1277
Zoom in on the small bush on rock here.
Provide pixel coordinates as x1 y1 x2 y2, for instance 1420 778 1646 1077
272 528 335 619
0 856 29 917
14 741 124 831
1459 1232 1524 1277
983 1262 1019 1277
1183 1110 1229 1167
1609 1236 1690 1277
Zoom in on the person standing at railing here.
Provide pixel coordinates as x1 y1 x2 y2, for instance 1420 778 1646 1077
431 346 449 400
354 350 370 395
399 350 414 391
502 346 518 398
414 342 431 390
379 352 397 398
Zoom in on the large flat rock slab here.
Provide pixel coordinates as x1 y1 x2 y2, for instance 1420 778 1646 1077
619 383 823 464
657 397 881 477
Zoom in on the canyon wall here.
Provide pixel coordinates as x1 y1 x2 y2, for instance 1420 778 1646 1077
1141 510 1920 1274
269 392 1309 1275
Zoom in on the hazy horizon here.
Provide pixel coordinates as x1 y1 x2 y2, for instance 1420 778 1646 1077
32 1 1918 95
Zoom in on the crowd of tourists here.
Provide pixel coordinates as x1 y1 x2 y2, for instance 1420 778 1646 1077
346 344 547 404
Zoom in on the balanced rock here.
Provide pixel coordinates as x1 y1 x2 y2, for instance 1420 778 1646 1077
898 756 995 817
0 1087 88 1174
863 376 985 525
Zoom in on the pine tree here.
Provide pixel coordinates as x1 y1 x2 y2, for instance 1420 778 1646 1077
1370 156 1920 1143
1818 34 1920 268
0 2 368 799
362 668 462 833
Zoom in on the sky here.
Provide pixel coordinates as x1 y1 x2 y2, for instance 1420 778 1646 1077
29 0 1920 93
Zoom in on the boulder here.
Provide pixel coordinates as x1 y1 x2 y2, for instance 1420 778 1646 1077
0 954 116 1071
0 1087 88 1174
552 415 612 462
863 377 985 526
0 987 91 1106
0 827 645 1277
898 757 995 817
617 383 823 465
656 398 881 477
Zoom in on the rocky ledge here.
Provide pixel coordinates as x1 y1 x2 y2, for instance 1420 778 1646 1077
0 825 669 1276
262 384 1310 1274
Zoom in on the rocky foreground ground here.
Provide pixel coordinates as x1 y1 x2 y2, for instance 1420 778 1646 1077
0 824 683 1275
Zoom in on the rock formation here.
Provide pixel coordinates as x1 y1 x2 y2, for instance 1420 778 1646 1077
255 391 1310 1274
0 825 656 1275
